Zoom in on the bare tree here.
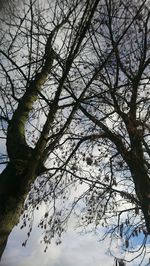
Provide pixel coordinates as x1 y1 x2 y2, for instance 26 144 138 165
0 0 149 264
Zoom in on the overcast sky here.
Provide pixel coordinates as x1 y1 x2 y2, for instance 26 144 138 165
0 210 150 266
1 218 114 266
0 1 150 266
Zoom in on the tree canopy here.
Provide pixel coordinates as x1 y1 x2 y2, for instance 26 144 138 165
0 0 150 264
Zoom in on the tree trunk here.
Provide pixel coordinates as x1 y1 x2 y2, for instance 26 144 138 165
128 141 150 233
126 123 150 232
0 162 35 260
132 165 150 233
0 196 24 260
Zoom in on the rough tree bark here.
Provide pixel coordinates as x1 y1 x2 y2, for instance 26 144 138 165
0 17 58 256
0 0 101 259
0 0 149 263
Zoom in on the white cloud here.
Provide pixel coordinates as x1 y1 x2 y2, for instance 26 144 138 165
1 206 150 266
1 219 114 266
